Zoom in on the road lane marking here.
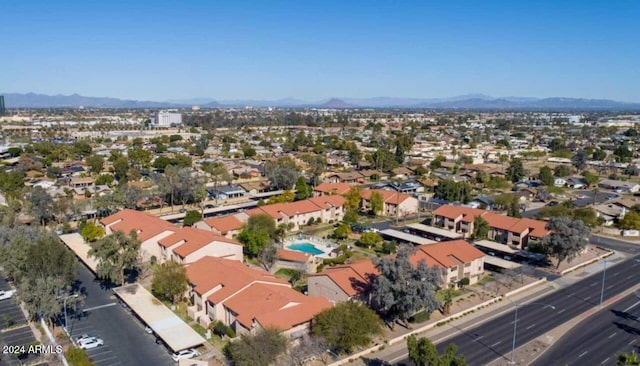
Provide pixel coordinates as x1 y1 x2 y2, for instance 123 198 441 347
612 272 619 276
602 358 610 364
526 324 536 330
623 300 640 312
607 285 614 290
476 335 484 340
608 332 617 339
629 339 637 345
491 341 501 347
590 282 598 287
579 351 589 358
83 303 117 312
628 275 635 279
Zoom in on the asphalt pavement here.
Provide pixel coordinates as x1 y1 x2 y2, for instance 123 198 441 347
67 261 174 366
533 292 640 366
388 254 640 365
0 277 38 366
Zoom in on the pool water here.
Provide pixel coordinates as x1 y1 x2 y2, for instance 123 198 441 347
287 242 324 255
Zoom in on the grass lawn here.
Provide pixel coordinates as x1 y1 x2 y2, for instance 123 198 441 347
274 268 300 280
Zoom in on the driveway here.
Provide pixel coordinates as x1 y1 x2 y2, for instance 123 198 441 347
66 262 174 366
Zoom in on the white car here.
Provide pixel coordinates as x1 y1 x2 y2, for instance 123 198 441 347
79 338 104 350
75 334 94 343
0 289 16 300
172 349 200 362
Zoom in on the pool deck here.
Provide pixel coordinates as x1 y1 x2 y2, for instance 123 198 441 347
283 236 336 259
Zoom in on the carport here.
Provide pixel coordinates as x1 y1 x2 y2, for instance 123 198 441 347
379 229 437 245
484 255 522 269
113 284 205 352
59 233 99 272
473 239 519 255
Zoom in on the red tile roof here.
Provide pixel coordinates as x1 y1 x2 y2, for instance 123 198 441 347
185 256 287 298
276 249 310 263
313 182 353 195
100 209 176 242
202 215 244 234
158 227 241 258
361 189 413 205
224 283 331 330
433 205 550 237
312 240 484 298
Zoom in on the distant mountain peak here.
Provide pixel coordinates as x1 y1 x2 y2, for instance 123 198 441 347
320 98 357 108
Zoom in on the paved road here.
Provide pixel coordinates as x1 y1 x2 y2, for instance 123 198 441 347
592 234 640 255
522 190 620 219
389 254 640 365
67 262 173 366
533 292 640 366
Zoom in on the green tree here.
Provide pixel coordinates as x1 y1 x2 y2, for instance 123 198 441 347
538 166 554 186
29 186 54 226
85 154 104 174
313 301 384 354
343 209 359 224
95 174 115 186
407 335 467 366
151 261 188 304
265 157 300 190
371 245 443 328
370 191 384 216
620 210 640 230
592 149 607 161
66 346 96 366
583 171 599 186
237 214 277 257
89 230 141 285
572 207 600 227
508 200 522 218
506 157 524 183
224 328 288 366
358 232 383 248
79 221 105 242
343 186 363 211
113 156 130 182
471 215 489 240
543 217 590 269
294 176 312 200
183 210 202 226
333 224 352 239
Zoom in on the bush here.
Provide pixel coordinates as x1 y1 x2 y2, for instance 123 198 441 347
66 346 96 366
210 321 236 339
409 310 431 323
459 277 470 287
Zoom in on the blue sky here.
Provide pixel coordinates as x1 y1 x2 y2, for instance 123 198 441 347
2 1 639 101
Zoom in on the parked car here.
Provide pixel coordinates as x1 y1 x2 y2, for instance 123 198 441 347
172 349 200 362
79 338 104 350
75 334 95 343
607 195 617 200
0 289 16 300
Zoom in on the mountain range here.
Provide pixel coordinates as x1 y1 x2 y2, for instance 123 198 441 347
3 92 640 110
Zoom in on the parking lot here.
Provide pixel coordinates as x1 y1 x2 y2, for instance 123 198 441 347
66 262 174 366
0 277 38 366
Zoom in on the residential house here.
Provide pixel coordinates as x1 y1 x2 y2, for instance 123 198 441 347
313 182 352 197
324 171 364 184
432 205 550 249
308 240 485 304
275 249 318 273
598 179 640 193
157 227 243 264
185 256 331 338
100 209 177 261
361 189 419 217
195 215 244 238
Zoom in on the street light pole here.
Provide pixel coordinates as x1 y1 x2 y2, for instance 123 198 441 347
600 260 608 308
503 297 555 364
61 294 79 336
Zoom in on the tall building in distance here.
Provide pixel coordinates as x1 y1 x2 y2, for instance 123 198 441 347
152 110 182 127
0 96 5 116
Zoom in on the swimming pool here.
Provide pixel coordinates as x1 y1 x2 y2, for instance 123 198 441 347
286 242 324 255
